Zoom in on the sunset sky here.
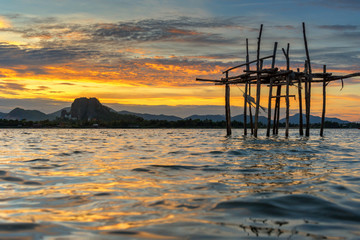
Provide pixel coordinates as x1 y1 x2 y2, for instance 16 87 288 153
0 0 359 121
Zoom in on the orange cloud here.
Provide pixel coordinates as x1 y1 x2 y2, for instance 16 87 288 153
0 16 11 29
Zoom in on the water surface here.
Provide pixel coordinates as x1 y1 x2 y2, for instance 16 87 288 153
0 129 359 239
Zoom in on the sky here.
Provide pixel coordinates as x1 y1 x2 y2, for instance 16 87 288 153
0 0 359 121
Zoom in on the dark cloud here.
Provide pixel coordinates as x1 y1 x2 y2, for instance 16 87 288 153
0 81 27 91
0 43 95 67
318 25 358 31
0 81 27 95
90 17 241 44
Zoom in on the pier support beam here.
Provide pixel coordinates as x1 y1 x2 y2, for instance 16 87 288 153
244 82 248 135
249 84 254 135
254 24 263 138
320 65 327 137
285 76 290 138
266 79 273 137
297 69 304 136
303 22 312 137
225 71 231 136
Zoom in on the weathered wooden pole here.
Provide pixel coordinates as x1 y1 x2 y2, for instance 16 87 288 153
304 60 309 136
285 75 290 138
244 38 250 136
320 65 327 137
225 71 231 136
266 79 273 137
249 83 254 135
297 68 304 136
303 22 312 137
282 44 290 137
254 24 263 138
244 82 248 135
266 42 278 137
273 85 281 135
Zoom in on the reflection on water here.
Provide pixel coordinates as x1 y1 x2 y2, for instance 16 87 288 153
0 128 359 239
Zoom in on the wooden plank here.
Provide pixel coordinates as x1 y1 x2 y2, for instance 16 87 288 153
243 68 278 73
223 55 273 73
196 78 222 82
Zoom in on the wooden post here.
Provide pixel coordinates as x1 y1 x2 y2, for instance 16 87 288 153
304 60 309 136
266 42 277 137
275 86 281 135
266 79 273 137
297 68 304 136
244 38 250 136
320 65 327 137
285 75 290 138
244 82 248 135
254 24 263 138
282 44 290 138
272 42 278 68
225 71 231 136
273 85 281 135
303 22 312 137
249 83 254 135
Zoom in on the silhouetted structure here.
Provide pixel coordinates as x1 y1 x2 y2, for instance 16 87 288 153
196 23 360 137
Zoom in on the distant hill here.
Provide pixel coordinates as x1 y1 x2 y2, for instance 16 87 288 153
69 97 142 121
186 114 269 124
4 108 48 121
279 113 350 124
185 114 226 122
119 110 182 121
0 100 353 125
47 107 71 120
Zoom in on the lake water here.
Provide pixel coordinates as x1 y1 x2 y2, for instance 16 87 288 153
0 128 359 239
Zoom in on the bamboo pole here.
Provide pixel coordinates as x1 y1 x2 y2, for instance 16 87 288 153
297 68 304 136
225 71 231 136
244 38 250 136
249 83 254 135
244 82 248 135
282 43 290 138
275 85 281 135
266 42 278 137
320 65 327 137
266 79 273 137
304 60 309 136
285 75 290 138
272 42 278 68
273 85 281 135
303 22 312 137
254 24 263 138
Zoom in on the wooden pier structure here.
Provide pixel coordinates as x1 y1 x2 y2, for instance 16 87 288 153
196 23 360 137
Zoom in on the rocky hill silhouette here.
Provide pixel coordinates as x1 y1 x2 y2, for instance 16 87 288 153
68 97 141 121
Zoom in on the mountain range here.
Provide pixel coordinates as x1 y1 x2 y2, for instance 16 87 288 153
0 97 351 124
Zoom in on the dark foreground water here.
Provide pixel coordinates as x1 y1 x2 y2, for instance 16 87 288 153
0 128 359 239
